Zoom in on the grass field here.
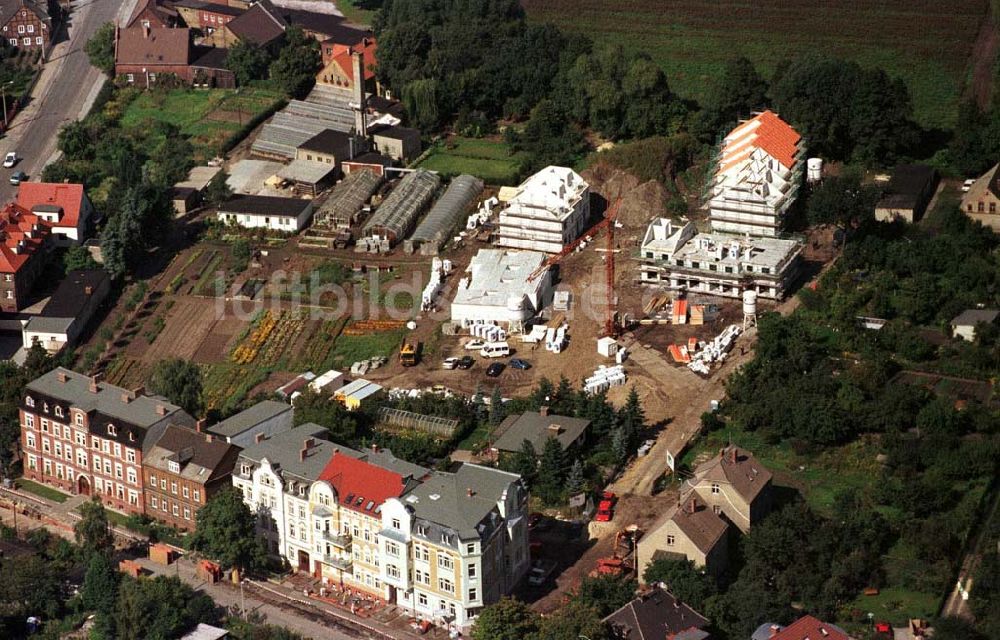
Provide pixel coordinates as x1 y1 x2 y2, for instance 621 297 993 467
328 327 408 368
522 0 987 129
416 137 527 185
120 86 285 157
17 479 69 503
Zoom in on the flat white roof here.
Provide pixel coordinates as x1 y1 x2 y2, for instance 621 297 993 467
337 378 383 400
452 249 548 308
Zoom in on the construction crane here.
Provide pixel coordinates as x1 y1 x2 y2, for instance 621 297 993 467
526 195 623 337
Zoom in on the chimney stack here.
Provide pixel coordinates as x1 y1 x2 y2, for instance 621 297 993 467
205 433 213 443
143 23 150 38
299 447 308 462
466 488 475 497
56 371 67 383
728 447 737 464
132 385 145 397
539 405 549 417
303 437 315 450
89 373 103 393
255 432 267 444
686 497 697 514
769 625 781 638
121 392 132 404
155 404 167 416
84 286 93 295
195 418 207 433
351 49 367 135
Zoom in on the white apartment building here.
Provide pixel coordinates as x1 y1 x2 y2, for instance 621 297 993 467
638 218 803 300
706 110 804 237
233 427 529 629
498 166 590 253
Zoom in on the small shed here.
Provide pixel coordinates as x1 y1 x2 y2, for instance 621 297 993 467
950 309 999 342
172 186 200 215
334 378 384 411
149 543 177 565
198 559 223 583
118 559 145 578
597 336 619 358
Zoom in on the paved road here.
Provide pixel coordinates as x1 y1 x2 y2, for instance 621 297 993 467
0 0 139 203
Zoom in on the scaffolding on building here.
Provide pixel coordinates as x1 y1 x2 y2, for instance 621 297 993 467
404 174 483 255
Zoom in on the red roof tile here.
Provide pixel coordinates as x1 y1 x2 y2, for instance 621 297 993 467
772 615 851 640
0 203 50 274
333 37 377 83
16 183 87 233
319 451 405 513
722 110 801 171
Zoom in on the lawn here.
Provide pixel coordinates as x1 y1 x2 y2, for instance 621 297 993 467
328 327 409 367
120 86 285 158
17 479 69 503
416 137 526 185
336 0 376 26
848 587 939 627
521 0 986 129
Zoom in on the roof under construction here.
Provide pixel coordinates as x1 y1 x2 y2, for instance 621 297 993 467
315 168 383 227
362 170 441 244
405 174 483 254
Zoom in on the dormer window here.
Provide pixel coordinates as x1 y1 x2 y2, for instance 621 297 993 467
43 402 49 413
168 461 180 474
75 413 83 426
128 431 136 442
711 482 720 494
25 396 34 408
107 424 117 436
54 406 63 418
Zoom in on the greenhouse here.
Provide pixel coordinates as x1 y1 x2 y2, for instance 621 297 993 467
361 170 441 245
404 174 484 255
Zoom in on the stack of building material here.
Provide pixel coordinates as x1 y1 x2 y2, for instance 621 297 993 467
688 324 742 375
690 305 704 325
584 365 626 394
546 324 568 353
470 322 507 343
672 299 688 324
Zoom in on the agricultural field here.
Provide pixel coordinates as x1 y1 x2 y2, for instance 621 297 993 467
416 137 527 185
120 85 285 159
521 0 988 129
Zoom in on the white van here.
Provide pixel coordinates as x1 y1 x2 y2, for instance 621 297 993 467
480 341 510 358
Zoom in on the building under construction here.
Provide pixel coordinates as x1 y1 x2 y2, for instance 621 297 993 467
360 170 441 248
404 174 483 255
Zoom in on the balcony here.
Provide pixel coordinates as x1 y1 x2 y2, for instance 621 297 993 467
321 530 352 549
323 554 353 571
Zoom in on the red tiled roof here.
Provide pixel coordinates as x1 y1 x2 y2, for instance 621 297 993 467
723 110 801 170
0 203 50 274
16 183 86 232
772 615 851 640
333 37 377 83
319 451 405 514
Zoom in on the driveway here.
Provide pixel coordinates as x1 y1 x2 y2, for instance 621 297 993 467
0 0 140 203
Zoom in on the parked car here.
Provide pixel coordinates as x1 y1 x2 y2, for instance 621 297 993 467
3 152 17 168
509 357 531 370
442 357 460 370
637 439 656 457
9 170 26 185
596 491 618 522
457 355 475 369
962 178 976 192
486 362 505 377
527 559 557 586
479 341 510 358
464 340 486 350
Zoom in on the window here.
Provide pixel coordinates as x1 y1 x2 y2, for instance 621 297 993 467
41 419 48 432
438 578 453 593
170 481 177 494
7 39 13 46
115 464 123 479
17 25 24 33
127 468 137 485
417 592 428 607
41 438 50 453
113 443 121 458
182 486 190 498
183 507 191 520
979 202 985 212
107 424 116 436
126 73 134 83
466 543 476 554
992 203 997 214
75 413 83 426
160 479 166 489
193 489 200 502
129 491 138 506
24 414 34 429
126 450 135 463
392 518 401 530
468 564 476 578
386 564 399 579
54 406 62 418
240 463 251 476
468 588 477 601
415 545 429 562
386 541 400 557
415 569 430 585
75 432 85 446
438 555 453 570
149 474 157 486
172 504 179 516
711 482 720 494
290 523 296 537
151 497 159 509
416 525 427 536
26 25 32 33
666 535 675 546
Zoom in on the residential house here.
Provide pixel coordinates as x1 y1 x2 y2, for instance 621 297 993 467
206 400 293 448
752 615 852 640
20 269 110 354
450 249 552 331
216 194 315 232
115 25 193 86
959 162 1000 232
221 0 285 47
142 423 240 530
316 37 378 97
173 0 242 37
20 368 194 514
370 125 421 163
682 445 773 533
491 409 589 458
0 0 52 51
190 46 236 88
706 110 804 238
333 378 383 411
638 217 803 300
497 166 590 254
637 495 729 577
0 203 52 313
16 182 95 245
604 587 710 640
950 309 999 343
125 0 179 29
874 164 939 224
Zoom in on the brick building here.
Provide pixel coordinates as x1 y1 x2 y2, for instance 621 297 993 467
0 0 53 52
142 423 240 530
125 0 178 29
0 203 52 312
20 368 194 515
115 25 192 86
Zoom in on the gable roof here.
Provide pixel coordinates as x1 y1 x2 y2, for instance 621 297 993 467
217 194 311 217
38 269 109 319
0 203 50 274
125 0 177 28
145 424 240 484
720 110 801 173
670 496 728 555
951 308 1000 328
770 615 851 640
603 587 710 640
493 411 590 453
16 182 88 231
0 0 51 30
226 0 286 45
116 26 191 66
691 445 772 503
238 422 337 479
319 452 407 514
207 400 291 439
330 37 376 84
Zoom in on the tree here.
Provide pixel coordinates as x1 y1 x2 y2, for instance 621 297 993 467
292 388 360 443
510 98 587 172
204 170 232 207
269 27 321 98
113 575 217 640
0 555 64 620
534 599 607 640
86 22 116 75
148 358 204 417
470 596 539 640
189 487 268 575
572 575 637 617
695 56 769 140
0 361 25 474
63 244 101 274
535 436 566 503
617 386 645 449
489 386 505 426
75 497 114 555
806 170 882 231
510 439 537 485
566 458 585 495
101 183 170 279
226 41 272 85
642 558 717 609
82 552 121 637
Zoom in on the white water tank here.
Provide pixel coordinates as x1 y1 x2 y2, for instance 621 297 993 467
742 290 757 316
807 157 823 183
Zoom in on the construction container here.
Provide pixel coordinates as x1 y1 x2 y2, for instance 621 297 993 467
149 543 176 566
597 336 619 358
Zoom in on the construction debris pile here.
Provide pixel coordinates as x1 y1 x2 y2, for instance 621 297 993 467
669 324 742 375
585 364 626 394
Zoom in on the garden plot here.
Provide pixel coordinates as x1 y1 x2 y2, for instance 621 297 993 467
140 297 221 362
